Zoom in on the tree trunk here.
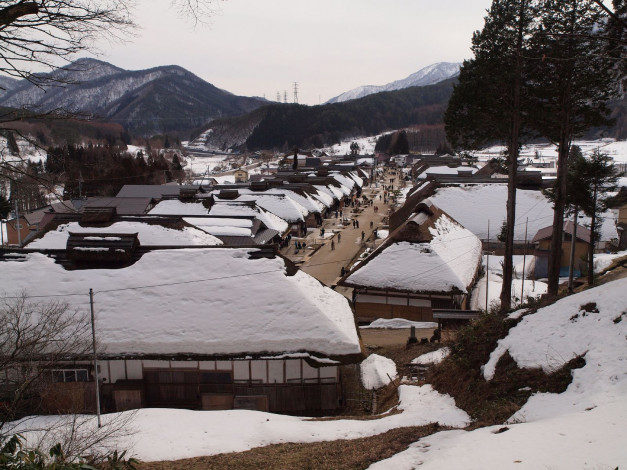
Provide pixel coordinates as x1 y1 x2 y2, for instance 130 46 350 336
499 0 526 314
547 5 577 297
548 136 570 296
587 185 598 285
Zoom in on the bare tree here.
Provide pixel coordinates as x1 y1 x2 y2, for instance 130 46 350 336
0 293 91 427
0 293 136 462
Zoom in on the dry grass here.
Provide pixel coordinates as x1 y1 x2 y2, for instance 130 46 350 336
138 424 441 470
429 314 585 426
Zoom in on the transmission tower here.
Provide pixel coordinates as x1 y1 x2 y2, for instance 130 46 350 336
293 82 299 104
283 90 288 103
276 91 281 102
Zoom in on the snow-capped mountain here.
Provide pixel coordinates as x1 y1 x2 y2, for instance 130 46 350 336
326 62 461 104
0 58 266 135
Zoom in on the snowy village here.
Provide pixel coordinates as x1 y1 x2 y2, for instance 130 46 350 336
1 1 627 469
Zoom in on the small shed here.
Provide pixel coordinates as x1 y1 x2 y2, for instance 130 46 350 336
532 221 591 278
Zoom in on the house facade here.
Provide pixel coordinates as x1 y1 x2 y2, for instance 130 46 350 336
1 247 361 416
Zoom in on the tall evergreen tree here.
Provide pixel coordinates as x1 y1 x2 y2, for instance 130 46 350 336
531 0 619 296
445 0 538 312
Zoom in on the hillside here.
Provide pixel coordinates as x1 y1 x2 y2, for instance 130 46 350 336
326 62 461 104
0 58 267 136
196 79 456 151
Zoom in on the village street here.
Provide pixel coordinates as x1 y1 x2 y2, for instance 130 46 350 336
296 170 402 287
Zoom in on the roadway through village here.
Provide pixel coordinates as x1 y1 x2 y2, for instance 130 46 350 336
281 170 404 292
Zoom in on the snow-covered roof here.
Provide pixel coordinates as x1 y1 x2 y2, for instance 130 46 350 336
1 249 361 359
212 193 308 223
430 184 618 241
26 221 222 249
148 200 209 216
345 213 482 294
208 202 289 233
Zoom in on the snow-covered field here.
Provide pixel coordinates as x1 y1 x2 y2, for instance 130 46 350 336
11 385 470 462
323 134 385 156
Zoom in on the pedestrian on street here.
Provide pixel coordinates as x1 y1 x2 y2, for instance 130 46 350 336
341 266 346 277
361 231 365 241
356 220 360 228
370 221 374 229
331 240 335 251
338 233 341 243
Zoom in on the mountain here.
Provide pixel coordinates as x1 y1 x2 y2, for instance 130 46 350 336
326 62 461 104
0 58 267 136
0 75 19 95
194 78 456 151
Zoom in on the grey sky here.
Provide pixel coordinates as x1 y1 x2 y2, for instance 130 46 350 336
92 0 493 105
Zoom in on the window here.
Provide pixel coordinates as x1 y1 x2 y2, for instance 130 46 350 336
52 369 89 383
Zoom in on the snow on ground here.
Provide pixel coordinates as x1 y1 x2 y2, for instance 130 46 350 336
483 278 627 418
470 277 548 311
323 134 383 155
476 138 627 164
594 250 627 273
412 347 451 366
26 221 222 248
360 318 437 329
183 154 229 176
430 184 618 241
376 229 389 239
371 278 627 469
361 354 398 390
11 384 469 462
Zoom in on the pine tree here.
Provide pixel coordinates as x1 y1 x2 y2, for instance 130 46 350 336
531 0 620 296
445 0 539 312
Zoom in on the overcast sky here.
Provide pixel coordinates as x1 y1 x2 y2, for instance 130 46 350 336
91 0 494 105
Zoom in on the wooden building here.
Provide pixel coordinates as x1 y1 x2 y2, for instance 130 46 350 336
1 247 362 416
340 200 482 323
532 221 591 278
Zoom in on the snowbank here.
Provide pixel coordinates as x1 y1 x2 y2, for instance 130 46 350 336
370 278 627 469
361 318 437 329
361 354 398 389
412 348 451 366
10 384 469 462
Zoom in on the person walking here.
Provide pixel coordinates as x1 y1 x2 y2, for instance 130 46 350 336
337 233 341 243
370 220 374 229
361 231 365 241
331 240 335 251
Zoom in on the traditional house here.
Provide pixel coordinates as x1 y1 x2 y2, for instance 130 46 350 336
340 200 482 323
233 169 249 183
532 221 592 278
1 247 362 415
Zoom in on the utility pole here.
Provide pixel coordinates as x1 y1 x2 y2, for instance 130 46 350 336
89 288 102 428
485 220 490 312
568 209 579 293
521 217 528 304
14 199 21 247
